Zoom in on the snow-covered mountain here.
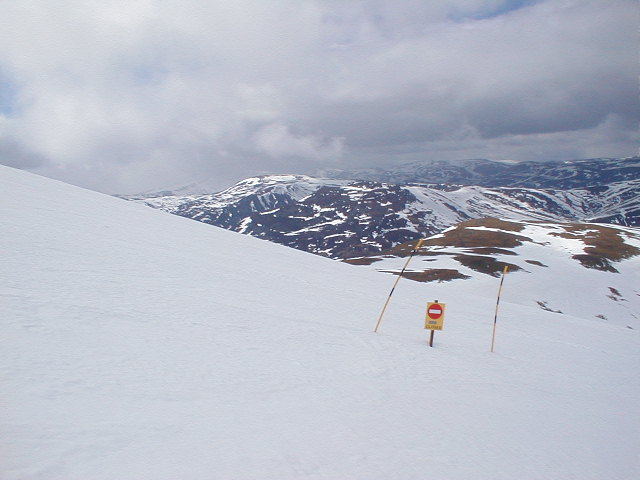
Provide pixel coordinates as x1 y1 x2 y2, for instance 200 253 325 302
320 156 640 189
2 165 638 479
126 173 640 258
345 217 640 328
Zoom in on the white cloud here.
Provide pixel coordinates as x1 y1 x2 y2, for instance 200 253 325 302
0 0 637 193
253 123 344 161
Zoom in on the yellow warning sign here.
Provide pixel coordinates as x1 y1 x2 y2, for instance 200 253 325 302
425 302 445 330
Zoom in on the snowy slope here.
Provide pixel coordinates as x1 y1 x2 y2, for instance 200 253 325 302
346 218 640 329
2 166 639 480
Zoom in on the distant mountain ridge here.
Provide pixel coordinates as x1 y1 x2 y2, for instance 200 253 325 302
125 157 639 259
319 156 640 189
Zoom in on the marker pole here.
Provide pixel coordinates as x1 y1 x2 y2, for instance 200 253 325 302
374 238 425 333
490 265 509 353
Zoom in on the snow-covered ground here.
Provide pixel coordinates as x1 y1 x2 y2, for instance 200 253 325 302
356 220 640 328
2 165 638 479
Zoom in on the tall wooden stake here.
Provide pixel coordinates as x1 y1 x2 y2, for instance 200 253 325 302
490 265 509 352
374 238 425 333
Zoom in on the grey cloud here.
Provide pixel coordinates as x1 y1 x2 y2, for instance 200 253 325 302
0 138 48 169
0 0 637 193
466 71 639 139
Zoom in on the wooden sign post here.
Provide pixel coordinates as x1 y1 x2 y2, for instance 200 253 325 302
425 300 445 347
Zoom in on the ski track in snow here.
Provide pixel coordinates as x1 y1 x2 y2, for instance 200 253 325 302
1 166 638 480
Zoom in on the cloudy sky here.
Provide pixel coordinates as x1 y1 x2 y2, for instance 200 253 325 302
0 0 637 193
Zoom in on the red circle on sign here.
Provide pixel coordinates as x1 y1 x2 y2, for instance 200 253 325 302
427 304 443 319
